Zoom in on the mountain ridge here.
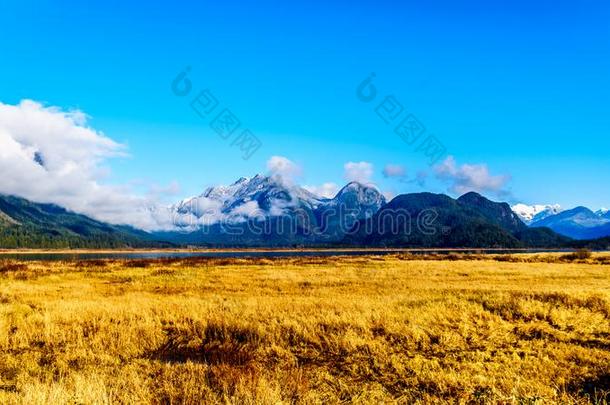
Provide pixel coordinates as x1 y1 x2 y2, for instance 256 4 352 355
1 176 607 248
530 206 610 240
0 194 162 248
343 192 569 248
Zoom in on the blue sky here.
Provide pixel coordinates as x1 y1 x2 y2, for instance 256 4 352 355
1 0 609 210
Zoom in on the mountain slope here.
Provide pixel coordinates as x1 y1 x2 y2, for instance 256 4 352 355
0 195 158 248
531 206 610 240
345 192 569 248
459 193 570 247
344 193 522 248
459 192 526 233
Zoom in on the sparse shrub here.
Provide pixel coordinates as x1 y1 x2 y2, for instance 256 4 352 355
561 249 593 262
576 248 592 260
151 268 176 276
0 262 28 273
445 253 462 261
75 259 108 268
594 255 610 265
298 280 313 289
152 319 263 366
109 275 135 284
124 260 151 268
13 270 36 280
0 292 13 303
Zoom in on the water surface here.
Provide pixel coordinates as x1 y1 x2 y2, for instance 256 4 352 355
0 249 570 261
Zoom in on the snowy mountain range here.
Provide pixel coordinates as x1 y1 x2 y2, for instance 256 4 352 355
511 203 610 240
170 175 326 231
150 175 580 247
163 178 610 243
596 208 610 218
4 173 606 248
161 174 387 244
511 203 562 225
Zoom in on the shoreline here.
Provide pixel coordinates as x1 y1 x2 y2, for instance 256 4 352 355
0 247 581 255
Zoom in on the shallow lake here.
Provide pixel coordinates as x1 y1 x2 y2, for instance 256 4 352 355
0 249 571 261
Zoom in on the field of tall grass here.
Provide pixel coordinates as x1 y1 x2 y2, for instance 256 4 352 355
0 253 609 404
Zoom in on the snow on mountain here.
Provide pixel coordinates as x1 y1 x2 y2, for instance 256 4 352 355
167 175 385 231
596 208 609 217
511 203 562 225
328 182 386 211
530 206 610 240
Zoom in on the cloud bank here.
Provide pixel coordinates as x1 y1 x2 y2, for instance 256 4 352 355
0 100 173 230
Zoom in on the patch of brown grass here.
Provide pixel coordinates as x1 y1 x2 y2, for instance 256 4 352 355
0 262 28 274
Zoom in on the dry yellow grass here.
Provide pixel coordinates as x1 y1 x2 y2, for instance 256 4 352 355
0 254 609 404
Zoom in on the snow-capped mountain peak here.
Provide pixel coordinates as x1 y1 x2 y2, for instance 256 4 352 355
333 181 386 208
511 203 562 225
596 208 609 216
167 175 387 231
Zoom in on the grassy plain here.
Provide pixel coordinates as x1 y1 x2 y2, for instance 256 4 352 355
0 253 609 404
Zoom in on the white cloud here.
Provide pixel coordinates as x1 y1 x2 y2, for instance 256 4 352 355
231 200 262 218
0 100 174 231
382 164 406 179
344 161 374 184
434 156 510 197
266 156 302 184
303 182 340 199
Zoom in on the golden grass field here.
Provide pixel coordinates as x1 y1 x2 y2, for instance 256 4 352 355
0 253 609 404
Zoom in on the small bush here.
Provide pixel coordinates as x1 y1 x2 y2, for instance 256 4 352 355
561 249 592 262
575 249 592 260
124 260 151 268
151 268 177 276
75 259 108 268
0 262 28 274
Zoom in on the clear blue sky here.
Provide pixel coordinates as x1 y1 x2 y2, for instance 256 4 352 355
1 0 609 209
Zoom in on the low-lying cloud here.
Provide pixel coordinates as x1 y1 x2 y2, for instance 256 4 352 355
0 100 174 230
303 182 340 199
